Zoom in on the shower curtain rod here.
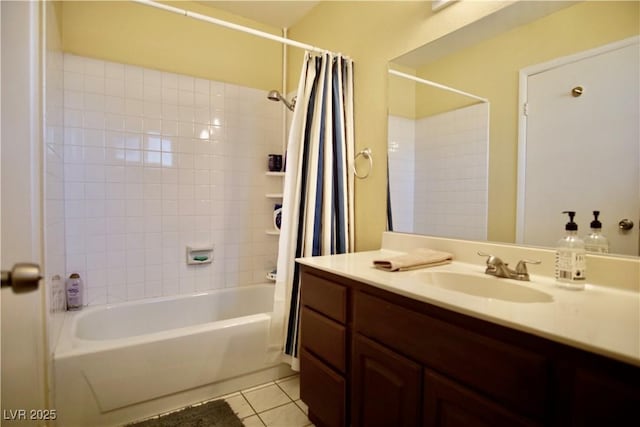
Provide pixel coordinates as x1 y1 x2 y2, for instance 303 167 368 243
131 0 337 56
388 69 489 103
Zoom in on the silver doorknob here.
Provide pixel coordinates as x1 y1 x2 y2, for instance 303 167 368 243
1 262 41 293
618 219 634 231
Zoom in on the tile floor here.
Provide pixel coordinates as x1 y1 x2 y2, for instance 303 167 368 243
222 374 314 427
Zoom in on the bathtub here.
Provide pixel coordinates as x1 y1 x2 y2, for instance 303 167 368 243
53 284 292 427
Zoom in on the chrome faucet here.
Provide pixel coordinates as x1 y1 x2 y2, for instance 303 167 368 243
477 252 540 281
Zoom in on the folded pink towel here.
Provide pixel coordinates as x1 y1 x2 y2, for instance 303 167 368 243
373 248 453 272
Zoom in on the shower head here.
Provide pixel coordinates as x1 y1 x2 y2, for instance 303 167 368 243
267 89 296 111
267 90 281 101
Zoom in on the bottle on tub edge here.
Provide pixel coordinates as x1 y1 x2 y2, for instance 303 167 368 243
66 273 83 310
555 211 586 290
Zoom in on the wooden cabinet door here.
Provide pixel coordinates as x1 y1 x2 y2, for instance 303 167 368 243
423 369 541 427
352 334 422 427
567 366 640 426
300 348 346 427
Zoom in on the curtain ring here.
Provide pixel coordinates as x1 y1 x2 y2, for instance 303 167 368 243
353 148 372 179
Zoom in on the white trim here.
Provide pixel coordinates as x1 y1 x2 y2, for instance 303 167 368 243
521 35 640 77
388 69 489 103
516 67 528 244
281 28 288 155
482 103 491 241
0 0 47 413
516 35 640 243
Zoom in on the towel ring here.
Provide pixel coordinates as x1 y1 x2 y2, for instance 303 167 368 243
353 148 373 179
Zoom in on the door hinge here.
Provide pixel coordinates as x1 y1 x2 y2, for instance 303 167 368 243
523 102 529 116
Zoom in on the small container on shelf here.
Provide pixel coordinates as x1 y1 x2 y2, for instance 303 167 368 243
268 154 283 172
273 204 282 230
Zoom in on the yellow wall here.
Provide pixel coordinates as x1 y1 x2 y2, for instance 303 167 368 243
388 65 417 120
60 0 635 250
415 83 478 117
60 0 283 91
414 0 639 243
288 0 516 250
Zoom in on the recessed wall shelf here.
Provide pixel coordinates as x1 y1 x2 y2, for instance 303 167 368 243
266 170 284 281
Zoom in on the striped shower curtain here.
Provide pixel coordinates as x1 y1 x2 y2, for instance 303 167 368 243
271 52 355 370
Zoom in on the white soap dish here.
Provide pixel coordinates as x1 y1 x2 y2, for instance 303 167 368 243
186 246 213 265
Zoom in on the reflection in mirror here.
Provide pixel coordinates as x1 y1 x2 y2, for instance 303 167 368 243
388 71 489 240
388 0 639 257
517 38 639 256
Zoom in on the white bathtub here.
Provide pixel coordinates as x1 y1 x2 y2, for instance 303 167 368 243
53 284 292 427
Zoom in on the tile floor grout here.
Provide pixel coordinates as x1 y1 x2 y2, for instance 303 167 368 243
124 375 312 427
225 374 313 427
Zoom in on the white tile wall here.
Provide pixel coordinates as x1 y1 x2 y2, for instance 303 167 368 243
44 8 67 324
388 104 489 240
62 54 283 305
387 116 415 233
414 103 489 240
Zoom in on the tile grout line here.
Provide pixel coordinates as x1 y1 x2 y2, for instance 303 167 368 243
236 390 260 421
274 379 296 401
228 374 317 426
253 401 307 427
239 377 311 427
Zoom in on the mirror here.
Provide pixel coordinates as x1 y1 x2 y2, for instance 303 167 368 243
388 0 639 257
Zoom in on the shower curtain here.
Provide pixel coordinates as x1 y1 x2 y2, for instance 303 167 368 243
271 52 355 370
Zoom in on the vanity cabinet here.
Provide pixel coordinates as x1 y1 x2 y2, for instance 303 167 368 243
422 369 540 427
299 271 350 427
352 334 421 427
299 265 640 427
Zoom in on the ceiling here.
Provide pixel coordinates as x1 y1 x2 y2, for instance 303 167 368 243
196 1 321 29
392 0 574 68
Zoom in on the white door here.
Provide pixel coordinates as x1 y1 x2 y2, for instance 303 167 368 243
519 38 639 256
1 0 47 422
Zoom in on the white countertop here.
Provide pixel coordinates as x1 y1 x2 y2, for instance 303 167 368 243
297 249 640 367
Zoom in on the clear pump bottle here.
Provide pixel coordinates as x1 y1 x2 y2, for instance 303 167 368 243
584 210 609 254
555 211 586 290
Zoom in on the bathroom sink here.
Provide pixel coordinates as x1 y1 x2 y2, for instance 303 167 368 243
417 271 553 303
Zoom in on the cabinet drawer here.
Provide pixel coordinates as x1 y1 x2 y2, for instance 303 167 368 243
301 271 347 323
300 348 346 427
354 291 549 419
301 306 346 373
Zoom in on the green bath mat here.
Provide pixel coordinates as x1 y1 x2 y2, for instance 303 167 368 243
125 399 244 427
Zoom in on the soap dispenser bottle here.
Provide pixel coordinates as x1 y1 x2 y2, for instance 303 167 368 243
555 211 586 290
584 210 609 254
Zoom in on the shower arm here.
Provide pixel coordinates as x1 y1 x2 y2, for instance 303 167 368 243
281 96 296 112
